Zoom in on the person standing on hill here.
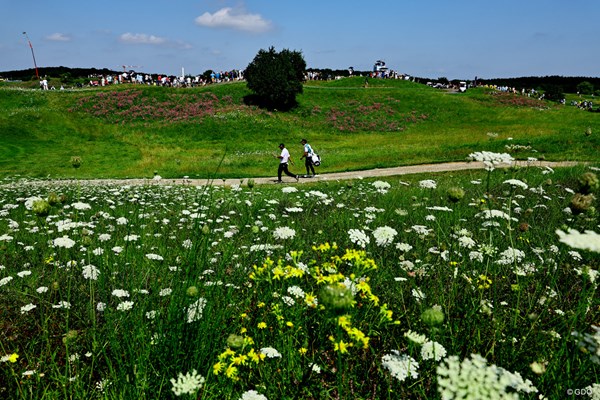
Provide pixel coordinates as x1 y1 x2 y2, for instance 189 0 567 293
273 143 299 183
300 138 316 177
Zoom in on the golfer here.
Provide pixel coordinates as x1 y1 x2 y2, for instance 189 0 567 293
273 143 299 183
300 138 316 177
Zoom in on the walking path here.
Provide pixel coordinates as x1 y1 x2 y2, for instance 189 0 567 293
11 160 583 187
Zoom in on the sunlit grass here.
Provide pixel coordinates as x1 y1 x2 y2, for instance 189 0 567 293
1 78 599 179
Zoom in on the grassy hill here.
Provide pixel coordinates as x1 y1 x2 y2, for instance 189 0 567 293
1 77 599 179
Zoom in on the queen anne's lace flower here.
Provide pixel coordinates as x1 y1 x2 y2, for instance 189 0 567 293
53 236 76 248
468 151 514 171
82 264 100 280
239 390 268 400
382 351 419 382
437 354 537 399
272 226 296 240
503 179 528 189
404 330 428 345
186 298 207 323
572 325 600 365
557 229 600 253
260 347 282 358
372 180 391 193
419 179 437 189
421 341 447 361
348 229 370 248
373 226 398 247
170 369 205 396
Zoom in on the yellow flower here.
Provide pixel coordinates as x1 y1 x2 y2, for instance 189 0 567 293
213 361 224 375
257 302 266 308
347 327 370 349
232 354 248 366
304 292 318 308
477 274 492 290
333 340 351 354
272 266 285 280
7 353 19 363
338 315 352 328
218 348 235 361
247 348 264 364
379 303 394 321
286 321 294 328
298 347 308 355
257 322 267 329
225 365 239 380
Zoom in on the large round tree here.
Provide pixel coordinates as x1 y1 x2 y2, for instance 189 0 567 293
244 46 306 110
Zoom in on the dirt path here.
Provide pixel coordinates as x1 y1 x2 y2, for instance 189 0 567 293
17 160 582 187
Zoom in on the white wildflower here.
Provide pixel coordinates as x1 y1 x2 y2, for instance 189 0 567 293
72 202 92 210
468 151 514 171
111 289 130 298
396 242 413 252
273 226 296 240
373 226 398 247
260 347 282 358
82 264 100 280
437 354 537 399
419 179 437 189
348 229 370 248
239 390 268 400
20 303 37 314
53 236 76 249
170 369 205 397
186 298 207 323
382 351 419 382
404 330 428 345
116 301 134 311
557 229 600 253
503 179 528 189
421 341 447 361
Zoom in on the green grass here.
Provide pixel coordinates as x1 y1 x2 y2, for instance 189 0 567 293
0 164 598 399
1 78 599 179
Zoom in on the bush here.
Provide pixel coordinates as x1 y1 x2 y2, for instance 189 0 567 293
244 46 306 110
577 81 594 95
542 84 564 102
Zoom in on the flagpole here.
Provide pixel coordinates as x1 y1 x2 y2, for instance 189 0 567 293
22 32 39 79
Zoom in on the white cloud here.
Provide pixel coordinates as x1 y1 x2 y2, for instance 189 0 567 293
46 33 71 42
195 7 272 33
119 33 168 45
118 33 192 49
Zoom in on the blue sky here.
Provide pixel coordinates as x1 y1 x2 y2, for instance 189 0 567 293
1 0 599 79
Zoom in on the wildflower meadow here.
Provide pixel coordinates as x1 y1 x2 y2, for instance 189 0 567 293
0 156 599 399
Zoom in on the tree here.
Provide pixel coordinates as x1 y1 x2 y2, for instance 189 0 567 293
244 47 306 110
542 84 564 102
577 81 594 95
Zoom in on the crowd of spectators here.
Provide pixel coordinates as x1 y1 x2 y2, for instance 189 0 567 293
84 69 244 88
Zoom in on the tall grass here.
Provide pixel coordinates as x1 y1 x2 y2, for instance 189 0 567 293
1 159 598 399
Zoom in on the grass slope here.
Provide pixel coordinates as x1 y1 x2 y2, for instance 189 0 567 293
1 78 599 179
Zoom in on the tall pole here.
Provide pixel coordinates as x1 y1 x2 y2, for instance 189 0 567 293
22 32 39 79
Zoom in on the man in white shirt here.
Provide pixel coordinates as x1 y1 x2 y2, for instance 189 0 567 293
274 143 299 183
